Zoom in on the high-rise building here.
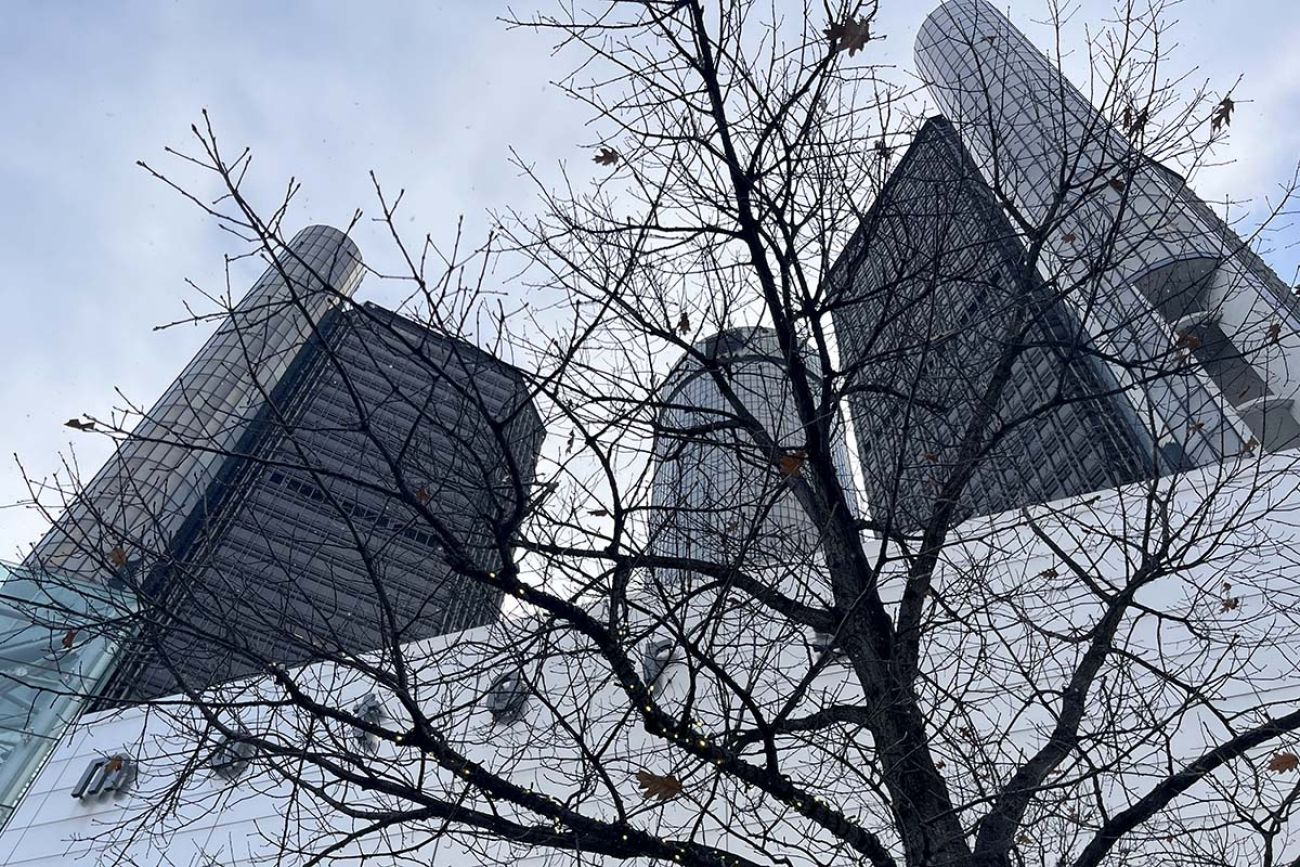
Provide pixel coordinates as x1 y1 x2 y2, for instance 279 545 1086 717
99 300 544 703
26 225 366 578
1 225 367 812
648 327 854 593
830 117 1155 531
914 0 1300 464
17 224 542 703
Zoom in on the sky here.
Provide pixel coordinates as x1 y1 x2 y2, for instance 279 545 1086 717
1 0 1298 559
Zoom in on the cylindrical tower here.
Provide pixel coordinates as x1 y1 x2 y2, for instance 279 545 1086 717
916 0 1300 462
26 225 364 577
647 327 854 592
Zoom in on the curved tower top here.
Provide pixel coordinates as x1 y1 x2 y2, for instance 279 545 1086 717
915 0 1131 225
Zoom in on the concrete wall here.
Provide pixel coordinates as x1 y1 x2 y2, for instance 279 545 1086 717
3 450 1299 865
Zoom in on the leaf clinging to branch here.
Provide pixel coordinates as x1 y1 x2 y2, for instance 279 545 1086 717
824 16 870 56
635 769 684 801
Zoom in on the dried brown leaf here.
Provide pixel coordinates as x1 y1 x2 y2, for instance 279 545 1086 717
778 450 807 478
1121 103 1150 137
1211 96 1235 134
824 16 870 56
635 769 684 801
1268 752 1299 773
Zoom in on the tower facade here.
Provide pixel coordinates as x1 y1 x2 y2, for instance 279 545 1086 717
26 225 365 577
101 302 544 703
648 327 854 592
915 0 1300 464
831 117 1155 531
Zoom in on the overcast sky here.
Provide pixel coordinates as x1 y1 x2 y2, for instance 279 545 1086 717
2 0 1297 559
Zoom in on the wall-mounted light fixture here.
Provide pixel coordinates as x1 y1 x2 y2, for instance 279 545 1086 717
70 752 134 800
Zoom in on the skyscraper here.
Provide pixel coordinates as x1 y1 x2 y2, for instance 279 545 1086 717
648 327 854 593
831 117 1155 531
915 0 1300 464
25 225 365 578
17 224 542 703
99 300 544 703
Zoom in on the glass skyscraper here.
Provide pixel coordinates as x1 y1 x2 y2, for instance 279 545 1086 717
99 301 544 703
648 327 855 593
831 0 1300 531
831 117 1155 531
915 0 1300 464
26 225 366 578
15 224 542 704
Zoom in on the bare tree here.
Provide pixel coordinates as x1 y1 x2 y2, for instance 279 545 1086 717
6 2 1300 866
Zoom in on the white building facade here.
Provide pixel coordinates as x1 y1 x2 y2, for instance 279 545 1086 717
2 450 1299 866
